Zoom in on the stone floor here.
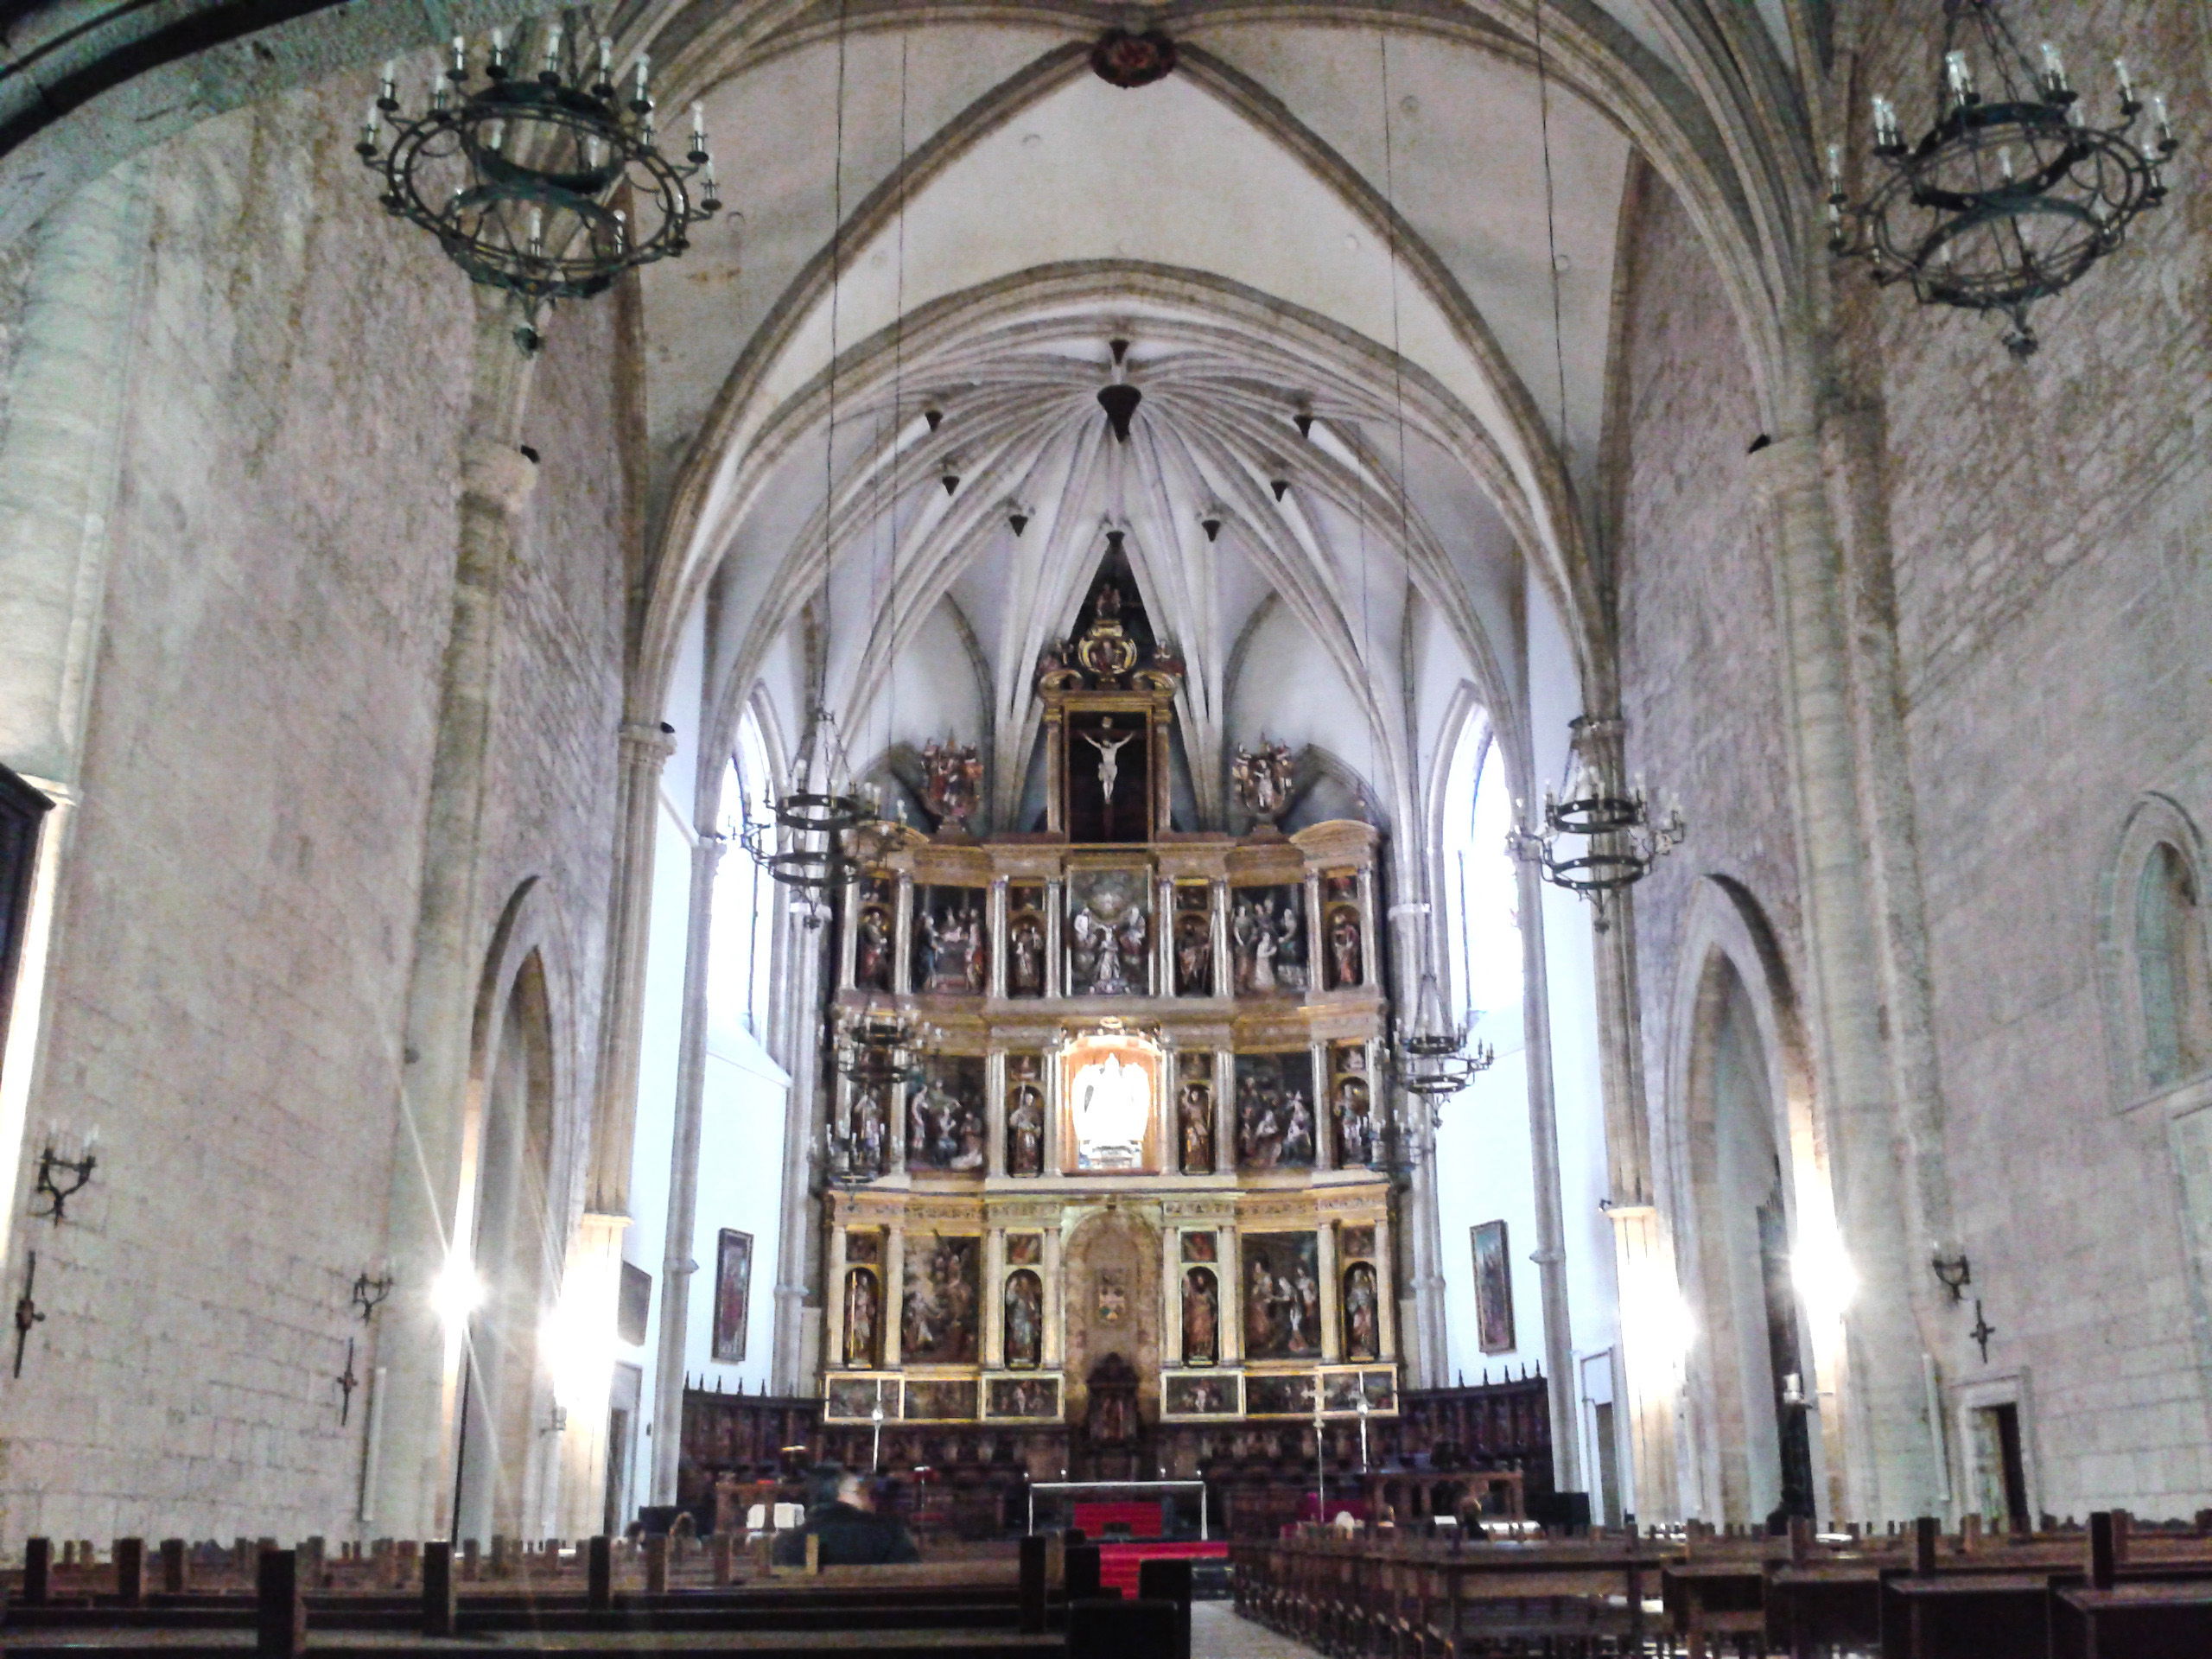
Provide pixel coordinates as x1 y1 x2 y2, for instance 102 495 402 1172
1191 1602 1322 1658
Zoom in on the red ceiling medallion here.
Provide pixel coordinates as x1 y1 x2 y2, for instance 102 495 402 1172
1090 28 1178 89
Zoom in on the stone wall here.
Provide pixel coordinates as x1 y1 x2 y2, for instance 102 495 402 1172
1613 0 2212 1520
0 75 630 1543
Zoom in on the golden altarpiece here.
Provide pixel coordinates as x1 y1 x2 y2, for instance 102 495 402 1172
816 583 1398 1484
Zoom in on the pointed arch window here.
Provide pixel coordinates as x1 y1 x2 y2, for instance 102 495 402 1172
2135 840 2212 1090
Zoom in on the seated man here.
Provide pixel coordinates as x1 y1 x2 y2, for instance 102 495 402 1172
772 1465 920 1567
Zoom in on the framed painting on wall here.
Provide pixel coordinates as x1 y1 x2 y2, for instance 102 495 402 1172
1472 1220 1516 1354
712 1229 753 1363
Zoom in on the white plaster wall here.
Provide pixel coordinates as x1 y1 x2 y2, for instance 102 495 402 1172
683 1029 791 1395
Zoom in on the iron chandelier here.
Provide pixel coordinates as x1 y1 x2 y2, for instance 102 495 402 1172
1391 971 1495 1102
1827 1 2177 359
1508 715 1683 927
358 16 722 353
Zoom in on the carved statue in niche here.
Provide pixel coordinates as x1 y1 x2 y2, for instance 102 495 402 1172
1334 1072 1375 1167
1004 1269 1044 1369
1007 1061 1046 1176
1008 908 1046 996
919 739 983 833
1067 873 1150 996
852 1082 890 1177
855 905 893 992
1328 906 1363 989
914 888 988 995
1183 1267 1219 1365
1243 1233 1322 1359
1178 1080 1215 1175
1231 740 1297 827
1230 887 1307 995
1174 907 1212 996
907 1058 987 1172
843 1268 880 1369
901 1236 980 1364
1343 1262 1381 1361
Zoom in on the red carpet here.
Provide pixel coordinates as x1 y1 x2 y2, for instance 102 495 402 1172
1096 1539 1230 1598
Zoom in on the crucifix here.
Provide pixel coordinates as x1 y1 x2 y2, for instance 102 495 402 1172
1970 1300 1997 1363
336 1338 360 1424
13 1251 45 1379
1081 717 1138 803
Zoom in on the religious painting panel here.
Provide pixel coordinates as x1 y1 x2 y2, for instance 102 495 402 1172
1330 1043 1377 1168
1322 870 1365 989
1006 884 1048 997
1006 1232 1044 1267
846 1229 883 1265
987 1376 1061 1420
1230 883 1309 995
1005 1054 1046 1176
1066 710 1153 843
901 1236 982 1363
1163 1373 1240 1417
1003 1268 1045 1369
1059 1026 1163 1173
912 884 988 995
711 1229 753 1363
1172 882 1215 996
842 1268 883 1370
1472 1220 1516 1354
1180 1230 1217 1263
1235 1051 1318 1170
1066 868 1152 996
1246 1373 1317 1416
1175 1052 1215 1174
1338 1224 1375 1262
852 873 897 993
1341 1262 1381 1361
1181 1266 1220 1365
904 1380 978 1421
1321 1370 1398 1414
1242 1231 1323 1359
908 1056 987 1172
824 1376 897 1421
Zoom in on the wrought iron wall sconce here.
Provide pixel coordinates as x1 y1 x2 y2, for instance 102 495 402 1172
352 1269 395 1322
1931 1250 1973 1302
32 1141 97 1223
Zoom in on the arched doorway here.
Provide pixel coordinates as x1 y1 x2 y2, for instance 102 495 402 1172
454 953 558 1543
1685 953 1815 1529
1062 1207 1160 1479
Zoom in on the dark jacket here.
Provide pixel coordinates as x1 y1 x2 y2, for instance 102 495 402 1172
771 1501 920 1567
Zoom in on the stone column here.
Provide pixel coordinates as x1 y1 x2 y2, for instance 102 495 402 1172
1220 1225 1244 1366
1307 1043 1331 1172
1161 1228 1184 1363
983 1229 1007 1367
1372 1211 1400 1362
1753 429 1942 1522
823 1223 850 1370
986 1050 1007 1179
0 169 150 1274
1215 1049 1237 1177
1317 1223 1341 1363
649 831 728 1502
1516 849 1591 1498
1211 878 1231 998
882 1226 906 1369
371 334 541 1536
1042 1227 1065 1370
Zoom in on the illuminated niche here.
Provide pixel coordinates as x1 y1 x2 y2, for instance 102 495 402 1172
1058 1023 1164 1173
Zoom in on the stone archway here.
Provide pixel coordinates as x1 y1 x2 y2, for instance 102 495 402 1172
1062 1205 1161 1471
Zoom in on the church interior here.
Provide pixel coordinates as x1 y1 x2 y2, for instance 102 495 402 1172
2 0 2211 1651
